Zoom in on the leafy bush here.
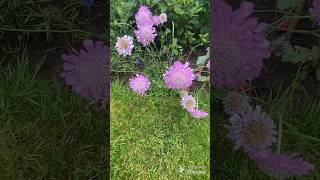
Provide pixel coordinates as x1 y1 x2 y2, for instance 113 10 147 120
110 0 209 48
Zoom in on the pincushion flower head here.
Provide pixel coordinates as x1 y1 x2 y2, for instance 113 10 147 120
135 5 154 28
212 0 271 88
309 0 320 27
180 94 208 119
226 106 277 151
223 91 250 115
115 35 134 56
163 61 195 90
129 74 151 95
153 13 167 26
134 26 157 47
248 149 315 179
181 94 197 110
61 40 108 101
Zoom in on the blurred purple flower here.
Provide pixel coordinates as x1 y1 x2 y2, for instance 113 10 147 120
249 149 315 179
181 94 197 111
163 61 195 90
61 40 108 101
134 26 157 47
212 0 271 88
226 106 277 151
223 91 250 115
153 13 167 26
135 5 154 29
310 0 320 26
129 74 151 95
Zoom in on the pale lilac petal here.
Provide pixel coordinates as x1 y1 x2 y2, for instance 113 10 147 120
187 109 208 118
249 149 315 179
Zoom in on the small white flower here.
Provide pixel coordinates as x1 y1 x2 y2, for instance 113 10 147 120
115 35 134 56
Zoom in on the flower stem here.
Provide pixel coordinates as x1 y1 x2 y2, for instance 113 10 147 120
276 113 283 154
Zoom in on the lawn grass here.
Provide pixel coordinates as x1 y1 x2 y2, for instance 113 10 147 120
213 87 320 179
110 79 210 179
0 60 107 179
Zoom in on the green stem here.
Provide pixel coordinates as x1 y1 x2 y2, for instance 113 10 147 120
276 113 283 154
268 25 320 38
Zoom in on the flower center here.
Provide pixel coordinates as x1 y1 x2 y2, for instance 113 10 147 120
135 81 145 89
243 121 267 145
186 99 194 109
172 72 185 84
118 39 128 49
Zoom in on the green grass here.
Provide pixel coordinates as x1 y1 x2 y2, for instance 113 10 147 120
213 88 320 179
0 60 107 179
110 79 210 179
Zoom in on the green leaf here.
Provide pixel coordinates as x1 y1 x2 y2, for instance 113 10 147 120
197 75 210 82
297 70 308 80
282 46 310 64
277 0 299 10
174 6 184 15
196 55 209 65
316 66 320 82
197 47 210 65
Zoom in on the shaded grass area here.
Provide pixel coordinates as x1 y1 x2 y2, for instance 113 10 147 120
110 80 210 179
213 88 320 179
0 60 107 179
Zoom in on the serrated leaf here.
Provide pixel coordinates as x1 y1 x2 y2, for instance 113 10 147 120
282 46 310 64
277 0 299 10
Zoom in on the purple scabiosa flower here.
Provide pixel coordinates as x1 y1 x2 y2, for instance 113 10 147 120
310 0 320 27
153 16 161 26
129 74 151 95
187 109 208 119
61 40 108 101
115 35 134 56
135 5 154 29
153 13 167 26
163 61 195 90
223 91 250 115
226 106 277 151
212 0 271 88
181 94 197 111
248 149 315 179
134 26 157 47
